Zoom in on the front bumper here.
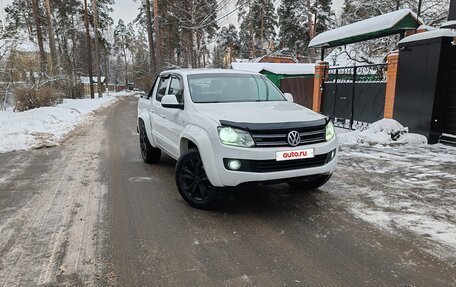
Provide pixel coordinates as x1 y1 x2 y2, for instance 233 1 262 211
207 137 338 187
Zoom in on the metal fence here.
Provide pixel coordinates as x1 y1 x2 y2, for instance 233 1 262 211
322 64 387 130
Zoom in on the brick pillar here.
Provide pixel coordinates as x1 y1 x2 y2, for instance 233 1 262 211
384 53 399 119
312 61 329 112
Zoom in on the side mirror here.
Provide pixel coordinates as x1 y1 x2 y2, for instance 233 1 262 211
161 94 184 109
284 92 294 102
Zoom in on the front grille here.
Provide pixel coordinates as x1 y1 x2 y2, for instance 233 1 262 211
251 125 326 147
223 151 332 173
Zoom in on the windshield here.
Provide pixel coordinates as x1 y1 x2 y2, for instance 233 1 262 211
187 73 286 103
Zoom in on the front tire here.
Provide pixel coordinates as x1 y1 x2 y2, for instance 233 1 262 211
287 174 332 191
175 149 224 209
139 124 161 164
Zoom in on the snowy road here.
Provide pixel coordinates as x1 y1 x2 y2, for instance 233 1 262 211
0 103 110 286
0 97 455 286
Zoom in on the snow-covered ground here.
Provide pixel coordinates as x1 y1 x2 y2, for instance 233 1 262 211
328 121 456 260
0 91 135 153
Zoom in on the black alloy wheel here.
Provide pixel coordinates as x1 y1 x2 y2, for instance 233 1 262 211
139 123 161 164
175 149 224 209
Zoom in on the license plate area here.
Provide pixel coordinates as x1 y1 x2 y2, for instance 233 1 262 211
276 149 315 161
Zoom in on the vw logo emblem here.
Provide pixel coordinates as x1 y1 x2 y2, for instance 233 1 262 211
287 131 301 146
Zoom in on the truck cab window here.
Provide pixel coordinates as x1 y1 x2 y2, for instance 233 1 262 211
156 77 170 102
168 77 184 103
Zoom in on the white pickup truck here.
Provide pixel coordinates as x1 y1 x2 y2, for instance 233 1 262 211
137 69 338 208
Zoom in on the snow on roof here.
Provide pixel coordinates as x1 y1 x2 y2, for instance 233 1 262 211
441 20 456 29
80 76 106 84
309 9 421 48
398 29 456 44
14 35 51 53
233 58 251 63
417 25 437 31
231 63 315 75
253 54 298 63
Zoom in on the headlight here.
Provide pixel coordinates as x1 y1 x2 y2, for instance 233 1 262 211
218 126 255 147
325 121 335 141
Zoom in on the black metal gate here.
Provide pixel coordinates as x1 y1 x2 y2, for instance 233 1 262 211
322 64 387 130
442 45 456 137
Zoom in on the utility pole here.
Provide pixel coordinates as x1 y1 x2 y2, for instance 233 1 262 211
93 0 103 97
83 0 95 99
153 0 161 71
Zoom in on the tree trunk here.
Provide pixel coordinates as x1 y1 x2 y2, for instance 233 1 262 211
104 46 110 93
196 31 201 68
83 0 95 99
44 0 58 75
124 51 128 90
260 0 264 53
145 0 156 74
189 30 195 68
153 0 161 70
71 15 78 88
250 21 255 59
32 0 47 75
92 0 103 97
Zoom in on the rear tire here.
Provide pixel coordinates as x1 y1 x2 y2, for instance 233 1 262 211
287 174 332 191
175 149 225 209
139 123 161 164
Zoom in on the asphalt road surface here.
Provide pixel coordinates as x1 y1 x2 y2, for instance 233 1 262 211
1 96 455 286
103 97 455 286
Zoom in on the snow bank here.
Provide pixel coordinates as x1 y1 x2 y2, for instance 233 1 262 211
337 119 427 146
0 97 118 153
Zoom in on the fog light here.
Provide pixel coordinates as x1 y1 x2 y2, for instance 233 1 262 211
228 160 241 170
326 149 336 163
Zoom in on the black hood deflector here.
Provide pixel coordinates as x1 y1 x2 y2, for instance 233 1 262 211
219 117 328 131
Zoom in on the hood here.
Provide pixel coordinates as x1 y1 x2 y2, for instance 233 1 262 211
193 101 325 125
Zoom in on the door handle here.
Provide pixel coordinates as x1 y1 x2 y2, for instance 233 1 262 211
161 114 166 119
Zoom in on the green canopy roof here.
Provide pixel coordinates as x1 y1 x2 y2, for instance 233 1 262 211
309 9 422 48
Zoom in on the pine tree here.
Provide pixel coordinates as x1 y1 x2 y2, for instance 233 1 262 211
83 0 95 98
277 0 308 56
31 0 46 75
114 20 133 89
314 0 334 34
213 24 239 67
44 0 58 75
237 0 277 58
144 0 156 74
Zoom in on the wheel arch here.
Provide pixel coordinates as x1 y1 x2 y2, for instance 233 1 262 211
179 125 222 187
137 112 158 147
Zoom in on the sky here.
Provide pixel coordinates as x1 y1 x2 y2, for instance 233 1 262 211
0 0 344 29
